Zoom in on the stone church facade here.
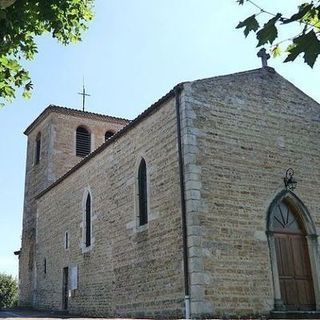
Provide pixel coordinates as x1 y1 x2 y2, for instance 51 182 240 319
18 67 320 318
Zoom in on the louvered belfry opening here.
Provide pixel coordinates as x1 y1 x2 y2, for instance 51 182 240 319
76 126 91 157
138 158 148 226
105 130 114 141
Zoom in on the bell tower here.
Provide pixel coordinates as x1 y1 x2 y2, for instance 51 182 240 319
19 105 128 306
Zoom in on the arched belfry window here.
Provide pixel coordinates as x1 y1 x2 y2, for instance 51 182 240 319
76 126 91 157
105 130 114 141
138 158 148 226
85 193 91 247
35 132 41 164
267 193 319 312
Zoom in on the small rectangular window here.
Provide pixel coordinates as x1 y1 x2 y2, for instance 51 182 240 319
35 133 41 164
44 258 47 274
65 232 69 250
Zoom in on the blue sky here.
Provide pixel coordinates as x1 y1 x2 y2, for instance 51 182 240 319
1 1 319 278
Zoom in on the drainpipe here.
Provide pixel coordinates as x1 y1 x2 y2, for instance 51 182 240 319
174 85 191 319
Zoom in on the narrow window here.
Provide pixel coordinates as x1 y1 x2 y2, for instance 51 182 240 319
76 126 91 157
65 232 69 250
105 130 114 141
138 158 148 226
85 194 91 247
44 258 47 274
35 132 41 164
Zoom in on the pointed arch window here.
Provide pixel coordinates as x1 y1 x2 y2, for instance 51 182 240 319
76 126 91 157
35 132 41 164
105 130 115 141
138 158 148 226
85 194 91 247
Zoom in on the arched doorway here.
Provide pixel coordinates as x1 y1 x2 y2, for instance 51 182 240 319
267 192 320 311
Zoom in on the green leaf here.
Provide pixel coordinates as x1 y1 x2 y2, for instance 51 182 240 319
272 45 281 58
0 0 94 106
256 13 282 46
284 30 320 67
236 14 259 37
282 3 313 24
22 89 32 99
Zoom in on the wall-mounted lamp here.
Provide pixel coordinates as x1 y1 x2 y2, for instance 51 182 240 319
284 168 297 191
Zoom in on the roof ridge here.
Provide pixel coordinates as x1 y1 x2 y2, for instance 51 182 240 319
47 104 129 122
190 66 276 84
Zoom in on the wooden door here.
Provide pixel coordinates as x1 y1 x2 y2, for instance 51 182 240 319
62 267 69 310
272 202 315 311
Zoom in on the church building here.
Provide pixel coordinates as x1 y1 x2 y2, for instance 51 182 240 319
18 67 320 318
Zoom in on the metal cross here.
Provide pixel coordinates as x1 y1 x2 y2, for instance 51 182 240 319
78 84 90 112
257 48 270 67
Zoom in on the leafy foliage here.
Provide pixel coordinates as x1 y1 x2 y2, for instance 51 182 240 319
236 1 320 67
236 14 259 37
0 0 94 107
0 273 17 308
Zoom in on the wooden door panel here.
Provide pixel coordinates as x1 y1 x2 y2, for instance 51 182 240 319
297 279 315 306
292 236 310 277
275 236 294 276
280 279 297 306
275 233 315 310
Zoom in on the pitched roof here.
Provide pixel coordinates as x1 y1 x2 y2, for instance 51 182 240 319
35 66 319 199
35 84 183 199
24 105 130 135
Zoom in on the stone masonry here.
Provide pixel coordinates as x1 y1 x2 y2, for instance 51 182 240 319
20 106 128 306
34 98 185 318
19 68 320 318
182 67 320 317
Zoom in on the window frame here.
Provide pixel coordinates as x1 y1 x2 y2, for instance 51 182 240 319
64 231 69 250
76 126 91 157
85 194 91 247
81 188 94 253
34 132 41 165
137 158 148 227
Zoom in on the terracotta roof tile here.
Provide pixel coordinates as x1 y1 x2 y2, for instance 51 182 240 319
24 105 130 135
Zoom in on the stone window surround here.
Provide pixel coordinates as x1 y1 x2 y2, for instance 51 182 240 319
267 190 320 311
80 187 96 253
126 155 159 233
135 156 150 230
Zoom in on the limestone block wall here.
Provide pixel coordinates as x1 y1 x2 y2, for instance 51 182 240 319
20 114 55 306
182 68 320 317
34 98 185 318
50 112 127 182
20 108 127 306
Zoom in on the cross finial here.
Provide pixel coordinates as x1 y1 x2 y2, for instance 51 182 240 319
78 80 90 112
257 48 270 67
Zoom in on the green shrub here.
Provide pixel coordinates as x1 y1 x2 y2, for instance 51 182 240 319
0 273 18 309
